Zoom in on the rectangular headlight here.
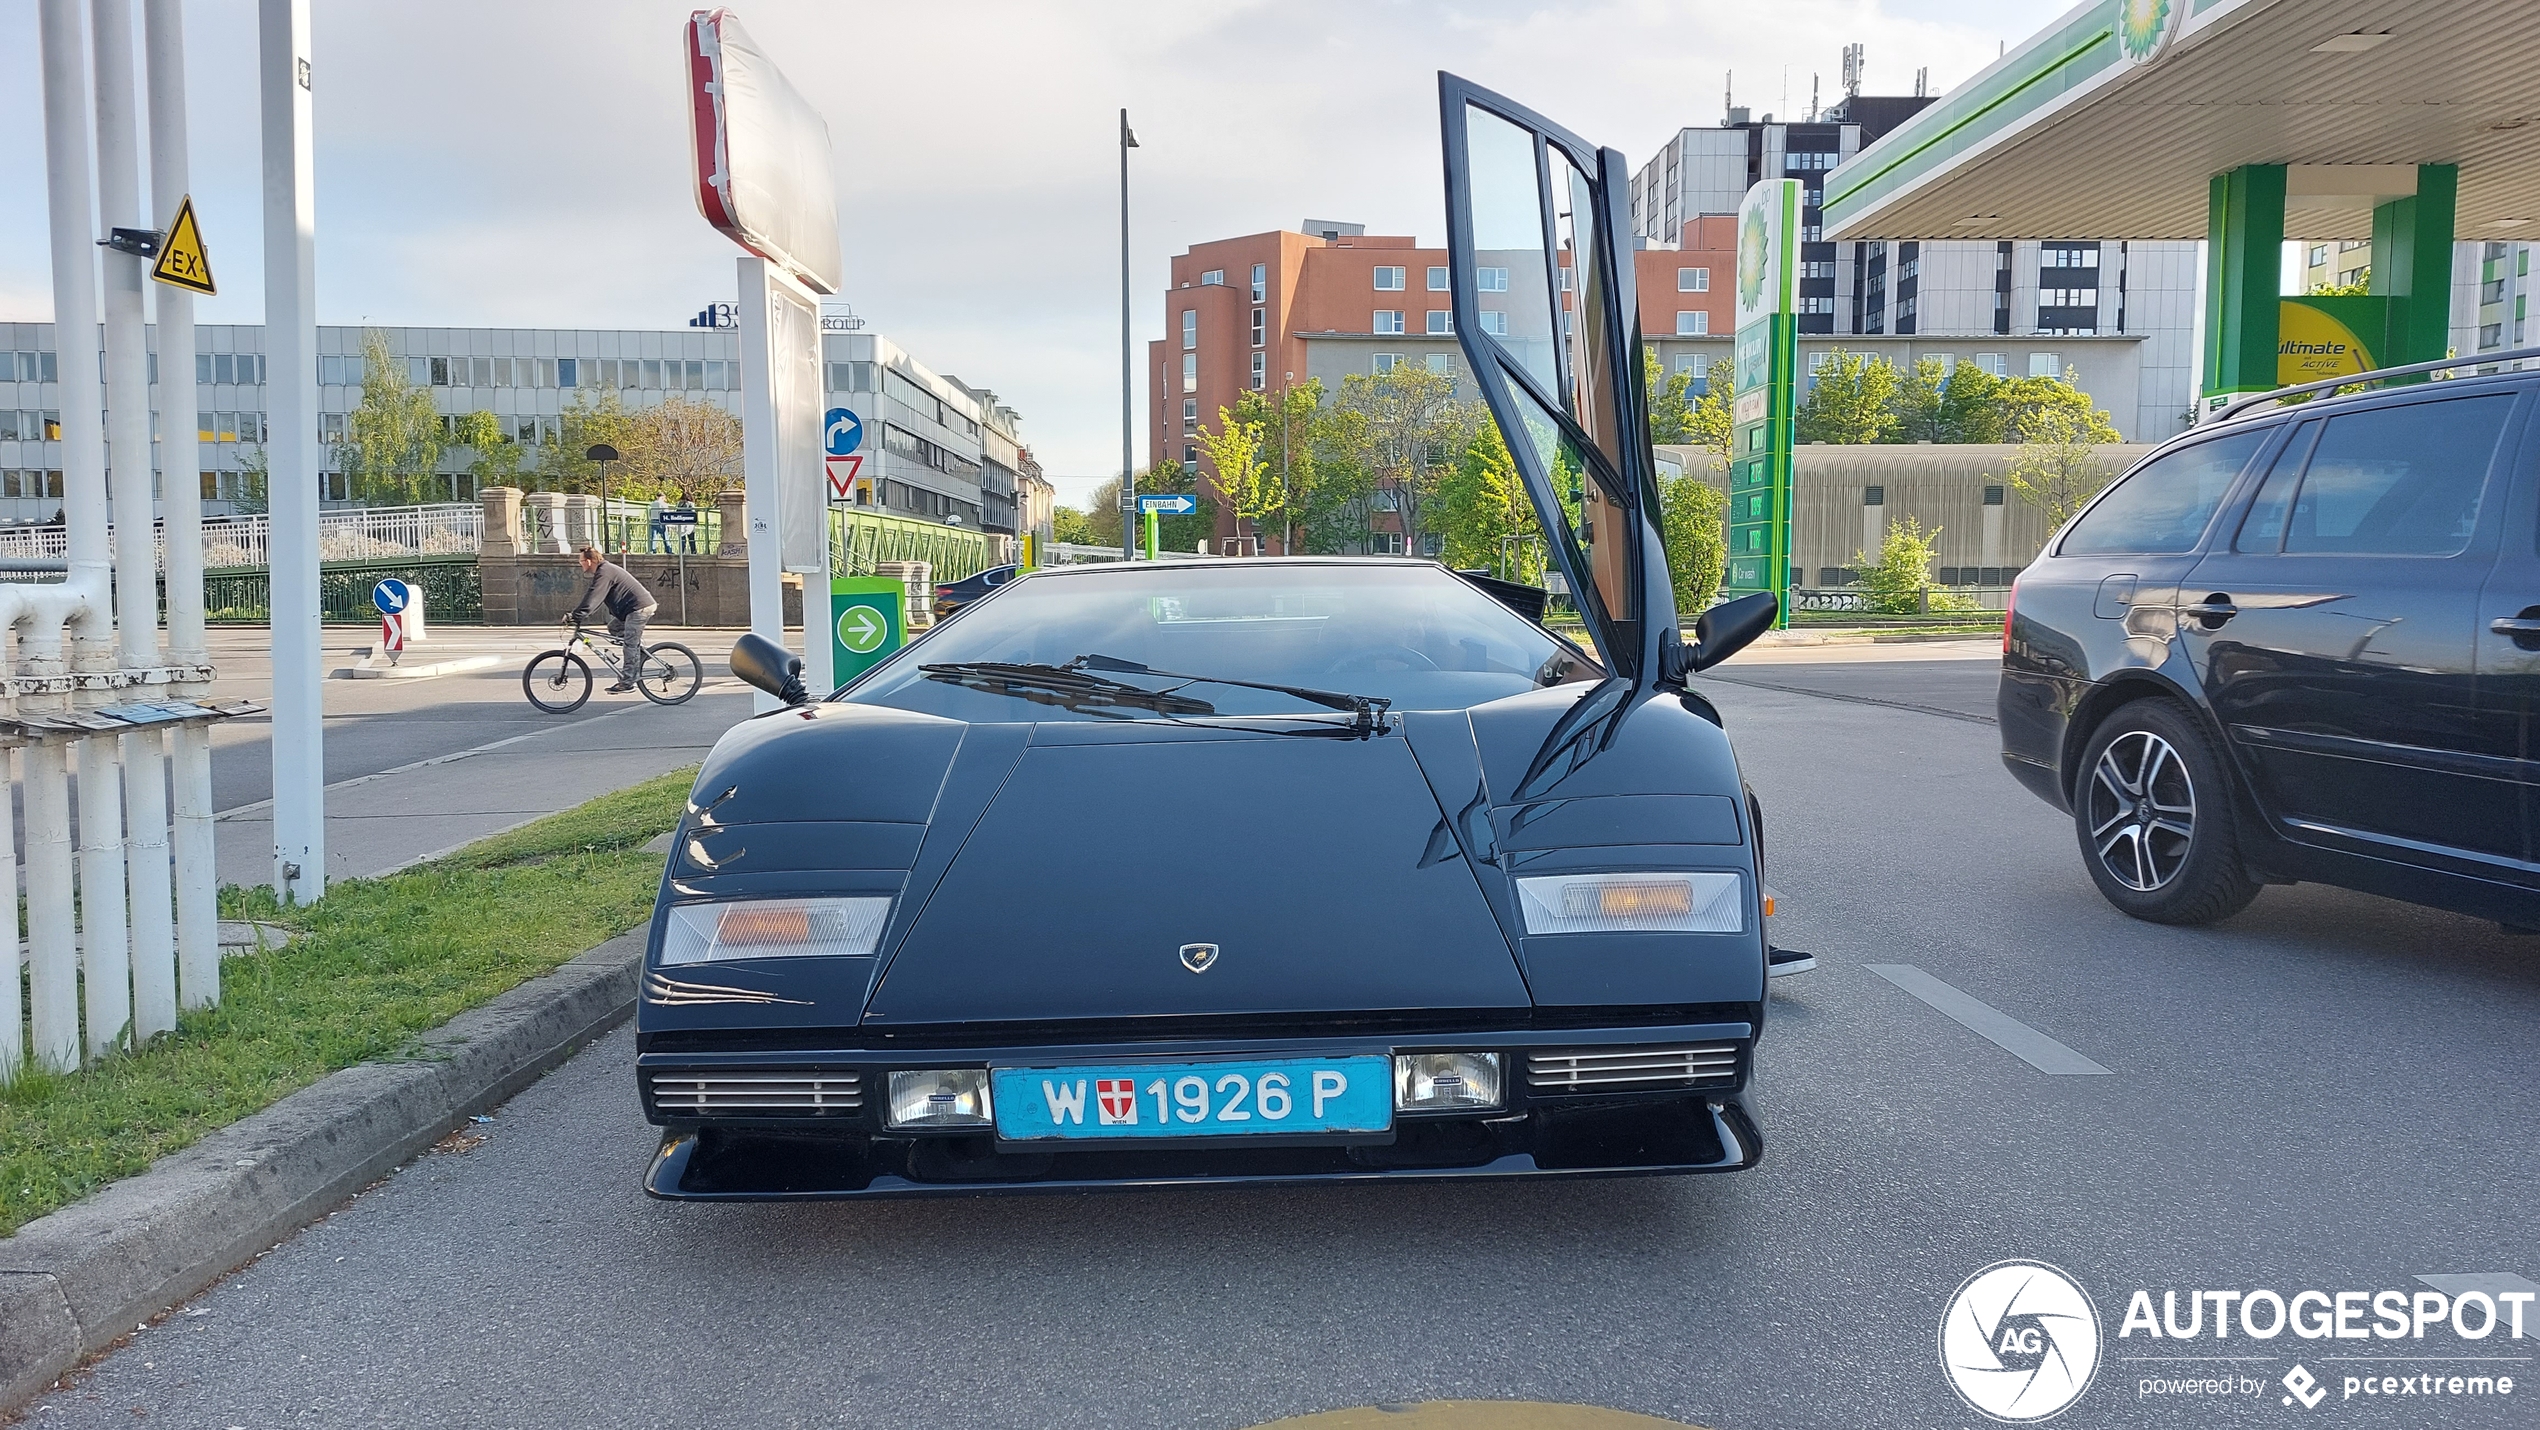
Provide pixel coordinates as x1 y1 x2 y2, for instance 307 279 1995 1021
660 897 892 966
886 1069 993 1129
1394 1052 1503 1112
1515 872 1743 935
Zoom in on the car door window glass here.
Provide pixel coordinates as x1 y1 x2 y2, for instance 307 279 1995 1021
2058 429 2270 556
2282 395 2516 556
2232 422 2317 553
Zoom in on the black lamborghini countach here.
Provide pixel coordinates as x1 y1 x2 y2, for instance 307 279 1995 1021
635 75 1794 1198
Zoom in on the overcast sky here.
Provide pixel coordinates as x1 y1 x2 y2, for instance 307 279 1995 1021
0 0 2070 508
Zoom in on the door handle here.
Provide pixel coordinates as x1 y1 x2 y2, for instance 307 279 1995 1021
2182 595 2238 628
2490 618 2540 635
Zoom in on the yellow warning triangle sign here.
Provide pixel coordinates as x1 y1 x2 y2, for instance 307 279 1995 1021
150 195 215 296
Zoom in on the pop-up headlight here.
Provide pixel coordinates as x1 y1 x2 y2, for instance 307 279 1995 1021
659 897 891 966
1515 872 1743 935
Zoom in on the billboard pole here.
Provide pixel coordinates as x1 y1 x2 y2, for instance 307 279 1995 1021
260 0 324 901
1120 110 1138 560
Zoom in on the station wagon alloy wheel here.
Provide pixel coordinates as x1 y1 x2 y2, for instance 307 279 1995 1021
2086 730 2196 892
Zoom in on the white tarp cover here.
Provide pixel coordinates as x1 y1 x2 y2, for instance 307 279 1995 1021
766 275 826 574
688 10 842 295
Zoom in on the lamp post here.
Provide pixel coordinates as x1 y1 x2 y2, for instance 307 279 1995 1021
1119 109 1138 560
586 442 619 555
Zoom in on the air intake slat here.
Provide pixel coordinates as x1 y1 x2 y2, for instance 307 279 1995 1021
646 1070 862 1115
1527 1044 1740 1094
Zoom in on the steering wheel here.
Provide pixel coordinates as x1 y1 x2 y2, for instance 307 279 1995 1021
1326 644 1440 674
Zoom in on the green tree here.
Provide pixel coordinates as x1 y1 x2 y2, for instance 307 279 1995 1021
1136 459 1217 553
1685 357 1735 456
623 393 743 505
1852 515 1973 615
229 443 270 515
1432 422 1541 575
447 410 523 491
1644 349 1698 446
1998 372 2121 445
1230 380 1323 551
534 390 633 494
1935 361 2007 443
1331 363 1476 557
1191 405 1275 541
333 329 443 505
1080 477 1124 548
1795 348 1900 444
1659 471 1727 618
1050 506 1093 544
2312 267 2371 296
2001 402 2118 531
1891 356 1952 443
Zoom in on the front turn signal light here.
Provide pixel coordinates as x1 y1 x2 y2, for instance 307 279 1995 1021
1515 872 1743 935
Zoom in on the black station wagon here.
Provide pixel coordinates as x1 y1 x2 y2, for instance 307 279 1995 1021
2001 355 2540 927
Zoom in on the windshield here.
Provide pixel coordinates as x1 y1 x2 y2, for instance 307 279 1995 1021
843 563 1592 720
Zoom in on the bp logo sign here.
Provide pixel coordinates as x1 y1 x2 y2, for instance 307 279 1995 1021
1737 205 1772 314
2116 0 2179 65
1940 1261 2103 1421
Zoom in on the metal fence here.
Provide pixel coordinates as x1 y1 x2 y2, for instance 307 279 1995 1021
1789 585 2012 615
0 501 482 572
203 554 482 624
831 508 1004 583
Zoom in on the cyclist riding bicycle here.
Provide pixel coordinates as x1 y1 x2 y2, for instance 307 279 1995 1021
566 544 658 693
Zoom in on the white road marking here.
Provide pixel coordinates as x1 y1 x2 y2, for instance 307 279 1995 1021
1865 963 2114 1075
212 698 661 821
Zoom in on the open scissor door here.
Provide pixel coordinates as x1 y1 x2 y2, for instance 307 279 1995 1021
1439 74 1678 685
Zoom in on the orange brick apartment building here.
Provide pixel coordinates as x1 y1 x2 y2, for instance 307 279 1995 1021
1150 217 1738 553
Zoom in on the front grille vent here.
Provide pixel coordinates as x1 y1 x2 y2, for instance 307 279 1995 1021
1527 1044 1739 1094
647 1070 862 1116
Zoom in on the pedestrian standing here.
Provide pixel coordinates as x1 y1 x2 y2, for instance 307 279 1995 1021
647 494 669 554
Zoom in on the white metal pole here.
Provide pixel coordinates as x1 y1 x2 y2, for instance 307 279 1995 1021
147 0 217 1011
23 741 78 1072
261 0 325 902
736 256 784 714
96 0 177 1044
0 748 20 1083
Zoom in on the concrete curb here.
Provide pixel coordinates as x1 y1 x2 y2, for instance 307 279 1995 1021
0 929 647 1414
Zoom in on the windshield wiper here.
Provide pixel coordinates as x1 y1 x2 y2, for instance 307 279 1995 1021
918 660 1217 717
1068 654 1391 736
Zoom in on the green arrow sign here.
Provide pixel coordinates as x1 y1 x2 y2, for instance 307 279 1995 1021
829 576 905 682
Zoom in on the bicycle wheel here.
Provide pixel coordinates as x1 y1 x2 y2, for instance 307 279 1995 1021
638 642 703 705
523 649 593 713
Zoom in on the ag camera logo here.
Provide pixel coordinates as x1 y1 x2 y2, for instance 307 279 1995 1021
1941 1260 2104 1422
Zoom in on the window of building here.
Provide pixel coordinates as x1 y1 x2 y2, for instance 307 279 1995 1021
1863 486 1884 506
1183 397 1198 433
1184 443 1198 465
1182 353 1198 392
2029 353 2062 378
2479 322 2505 350
2039 288 2096 307
1426 266 1450 292
1480 311 1508 336
2337 268 2366 289
1559 266 1574 291
2308 245 2329 267
1250 263 1266 301
1425 353 1453 375
1201 269 1225 286
1800 225 1823 243
1373 353 1402 374
1679 267 1709 292
1251 352 1266 388
1676 311 1708 335
1808 351 1832 373
1373 266 1407 291
1182 310 1197 350
1425 310 1452 335
1251 309 1265 346
1974 352 2008 376
319 413 346 442
1675 354 1700 376
2041 244 2099 268
1798 296 1836 315
1477 267 1508 292
1374 310 1405 334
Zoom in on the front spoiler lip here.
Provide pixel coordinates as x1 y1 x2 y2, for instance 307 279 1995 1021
642 1097 1762 1199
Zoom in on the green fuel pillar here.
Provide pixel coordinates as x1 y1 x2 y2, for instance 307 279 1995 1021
2202 163 2285 415
1724 178 1802 626
2372 164 2458 374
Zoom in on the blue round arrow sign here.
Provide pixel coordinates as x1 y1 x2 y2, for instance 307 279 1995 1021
824 407 863 457
372 578 411 615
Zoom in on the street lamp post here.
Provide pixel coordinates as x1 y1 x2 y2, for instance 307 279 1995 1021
586 442 619 555
1120 109 1138 560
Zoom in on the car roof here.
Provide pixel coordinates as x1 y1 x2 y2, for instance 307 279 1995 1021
2211 366 2535 431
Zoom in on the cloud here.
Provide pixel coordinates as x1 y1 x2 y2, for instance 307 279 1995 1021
0 0 2050 479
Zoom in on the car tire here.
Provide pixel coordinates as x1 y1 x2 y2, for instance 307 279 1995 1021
2072 698 2260 926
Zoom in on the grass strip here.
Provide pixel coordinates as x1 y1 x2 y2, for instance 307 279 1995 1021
0 765 696 1237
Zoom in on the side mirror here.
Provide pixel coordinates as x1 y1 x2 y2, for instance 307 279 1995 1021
730 632 808 705
1684 591 1778 674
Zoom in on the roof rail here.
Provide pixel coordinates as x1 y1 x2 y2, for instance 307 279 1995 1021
2210 347 2540 425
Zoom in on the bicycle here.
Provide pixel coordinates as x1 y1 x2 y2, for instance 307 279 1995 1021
522 616 703 712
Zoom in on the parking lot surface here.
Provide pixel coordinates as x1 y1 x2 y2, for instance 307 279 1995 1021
26 655 2537 1428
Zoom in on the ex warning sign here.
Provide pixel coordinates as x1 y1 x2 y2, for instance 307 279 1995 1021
149 196 215 296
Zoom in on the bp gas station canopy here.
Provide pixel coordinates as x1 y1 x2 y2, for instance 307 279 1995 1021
1822 0 2540 412
1822 0 2540 243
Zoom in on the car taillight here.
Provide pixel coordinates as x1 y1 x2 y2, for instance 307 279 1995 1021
2002 583 2017 656
934 587 954 599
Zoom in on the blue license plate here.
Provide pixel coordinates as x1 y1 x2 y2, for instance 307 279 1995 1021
992 1056 1392 1141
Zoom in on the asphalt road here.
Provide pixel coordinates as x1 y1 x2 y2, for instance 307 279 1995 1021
27 654 2540 1429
